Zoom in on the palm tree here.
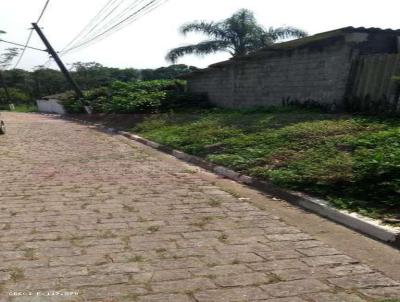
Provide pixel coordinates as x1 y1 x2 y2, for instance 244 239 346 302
166 9 307 63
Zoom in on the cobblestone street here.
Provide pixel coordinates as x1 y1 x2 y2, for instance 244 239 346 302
0 112 399 302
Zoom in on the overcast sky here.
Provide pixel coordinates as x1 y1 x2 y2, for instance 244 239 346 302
1 0 400 71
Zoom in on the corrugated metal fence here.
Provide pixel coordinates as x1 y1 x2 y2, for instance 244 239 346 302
349 54 400 112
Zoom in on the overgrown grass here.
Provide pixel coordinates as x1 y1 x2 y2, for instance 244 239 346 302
0 104 38 112
132 107 400 224
14 104 38 112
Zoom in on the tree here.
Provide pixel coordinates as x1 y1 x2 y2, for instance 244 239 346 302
69 62 140 89
0 30 20 103
166 9 307 63
141 64 199 80
0 60 197 103
0 47 19 70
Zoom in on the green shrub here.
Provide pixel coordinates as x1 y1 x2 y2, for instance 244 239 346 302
0 88 30 103
101 91 165 113
60 91 85 114
62 79 209 114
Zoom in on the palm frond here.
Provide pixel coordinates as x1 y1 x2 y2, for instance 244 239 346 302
267 26 308 41
180 21 227 40
166 40 231 63
167 9 309 61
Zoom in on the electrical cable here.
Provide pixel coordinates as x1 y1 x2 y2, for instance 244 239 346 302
41 0 168 67
64 0 144 52
0 38 47 52
62 0 164 55
36 0 51 24
13 0 51 68
59 0 123 53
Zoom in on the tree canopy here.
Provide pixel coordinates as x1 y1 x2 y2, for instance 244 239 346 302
166 9 307 62
0 63 198 103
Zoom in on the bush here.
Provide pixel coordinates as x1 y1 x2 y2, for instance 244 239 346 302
62 79 209 114
0 88 30 104
60 91 86 114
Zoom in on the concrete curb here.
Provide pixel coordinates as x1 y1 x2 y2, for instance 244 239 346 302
63 115 400 247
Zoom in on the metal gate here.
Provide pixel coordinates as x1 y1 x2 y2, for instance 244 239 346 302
349 54 400 112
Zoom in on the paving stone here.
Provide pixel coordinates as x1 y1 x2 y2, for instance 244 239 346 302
215 272 272 287
137 293 192 302
255 249 301 261
24 266 89 279
256 298 307 302
88 263 140 274
272 267 331 281
306 292 367 302
359 286 400 299
302 255 358 267
248 259 308 272
327 264 374 276
49 255 109 267
194 287 271 302
328 272 400 289
80 284 147 300
0 271 11 282
152 269 192 282
148 258 204 270
296 247 341 257
190 264 252 277
151 278 216 293
260 279 331 297
0 259 49 270
203 252 264 265
60 274 129 288
265 233 313 242
307 293 367 302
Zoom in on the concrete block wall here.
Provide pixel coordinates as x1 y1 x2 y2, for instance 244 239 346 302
36 99 67 115
187 42 354 108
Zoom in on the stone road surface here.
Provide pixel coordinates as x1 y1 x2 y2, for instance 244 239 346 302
0 112 399 302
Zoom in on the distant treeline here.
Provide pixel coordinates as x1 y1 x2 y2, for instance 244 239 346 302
0 62 198 103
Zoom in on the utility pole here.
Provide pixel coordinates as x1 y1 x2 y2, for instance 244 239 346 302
31 23 84 99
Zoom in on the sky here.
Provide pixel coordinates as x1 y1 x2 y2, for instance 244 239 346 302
1 0 400 71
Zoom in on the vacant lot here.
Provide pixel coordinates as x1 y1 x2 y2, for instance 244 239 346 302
128 108 400 224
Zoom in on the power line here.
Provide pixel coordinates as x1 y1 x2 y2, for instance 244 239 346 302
36 0 51 24
59 0 122 53
12 30 34 68
62 0 165 55
69 0 131 48
0 39 47 52
64 0 143 52
13 0 51 69
61 0 158 54
42 0 168 67
43 0 127 68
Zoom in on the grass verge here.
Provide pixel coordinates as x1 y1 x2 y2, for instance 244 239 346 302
14 104 38 112
0 104 38 112
129 107 400 225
